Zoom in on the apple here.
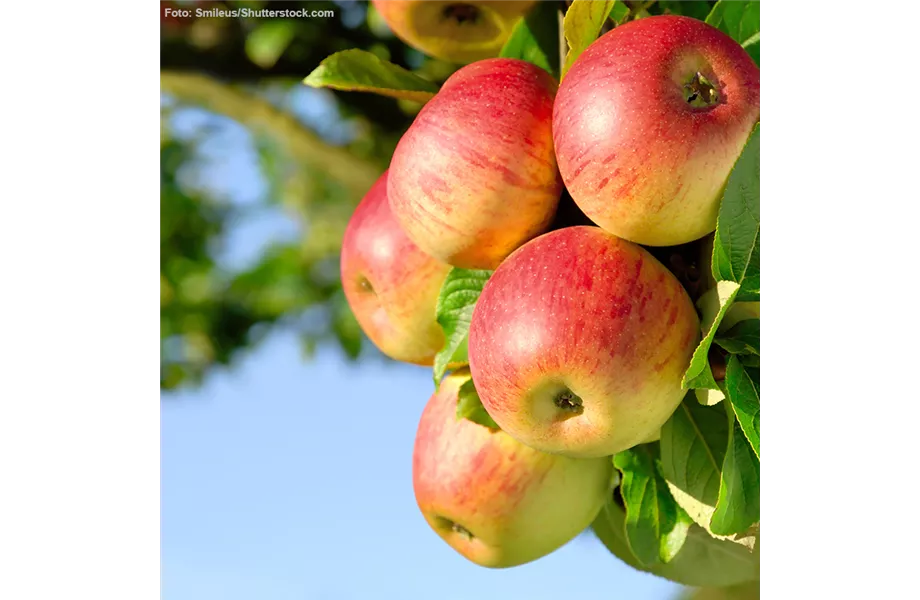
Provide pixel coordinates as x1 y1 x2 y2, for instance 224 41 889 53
413 369 613 568
388 58 563 270
468 226 700 458
340 171 451 366
553 15 760 247
371 0 537 64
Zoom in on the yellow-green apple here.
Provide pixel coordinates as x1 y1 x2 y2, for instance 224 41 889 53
413 369 612 568
340 171 451 366
388 58 563 270
553 15 760 247
468 226 700 458
371 0 536 64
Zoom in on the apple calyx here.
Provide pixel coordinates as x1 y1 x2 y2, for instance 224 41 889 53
357 275 376 296
553 389 584 416
451 522 474 541
683 72 720 109
437 516 475 541
441 3 480 26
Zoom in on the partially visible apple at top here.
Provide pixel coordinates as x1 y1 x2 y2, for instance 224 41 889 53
553 15 760 247
371 0 537 64
388 57 563 270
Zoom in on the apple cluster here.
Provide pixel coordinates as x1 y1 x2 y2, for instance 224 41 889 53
340 12 759 569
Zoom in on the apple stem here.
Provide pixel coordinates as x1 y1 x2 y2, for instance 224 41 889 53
554 389 584 415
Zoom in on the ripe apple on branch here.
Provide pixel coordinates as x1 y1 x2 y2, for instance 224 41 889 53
309 0 760 593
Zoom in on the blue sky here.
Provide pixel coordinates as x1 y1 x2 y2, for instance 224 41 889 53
161 86 685 600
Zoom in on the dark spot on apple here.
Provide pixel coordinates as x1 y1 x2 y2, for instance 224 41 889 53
357 275 375 296
683 72 721 109
554 389 584 416
442 3 480 25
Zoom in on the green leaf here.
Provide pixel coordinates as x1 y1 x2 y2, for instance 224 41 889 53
714 319 760 356
744 37 760 70
660 397 729 516
719 301 760 333
614 446 691 566
657 0 714 21
660 398 758 551
711 124 760 302
432 269 492 387
607 0 630 25
499 1 561 79
303 49 439 103
705 1 760 66
683 280 740 391
561 0 629 79
592 495 760 588
739 354 760 368
722 357 760 459
456 377 500 430
245 21 296 69
710 405 760 536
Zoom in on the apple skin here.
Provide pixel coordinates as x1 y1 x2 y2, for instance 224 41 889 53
468 226 700 458
413 369 613 568
340 171 451 366
371 1 537 64
553 15 760 247
388 58 563 270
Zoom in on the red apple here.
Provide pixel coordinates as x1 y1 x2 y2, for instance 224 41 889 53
340 171 451 366
388 58 563 270
468 226 700 458
413 369 612 568
553 15 760 247
371 1 537 64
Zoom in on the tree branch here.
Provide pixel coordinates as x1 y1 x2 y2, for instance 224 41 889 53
160 71 382 199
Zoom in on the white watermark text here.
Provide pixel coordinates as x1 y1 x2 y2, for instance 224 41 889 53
163 7 335 20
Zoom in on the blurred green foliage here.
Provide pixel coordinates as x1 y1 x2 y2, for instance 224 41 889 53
160 0 463 390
